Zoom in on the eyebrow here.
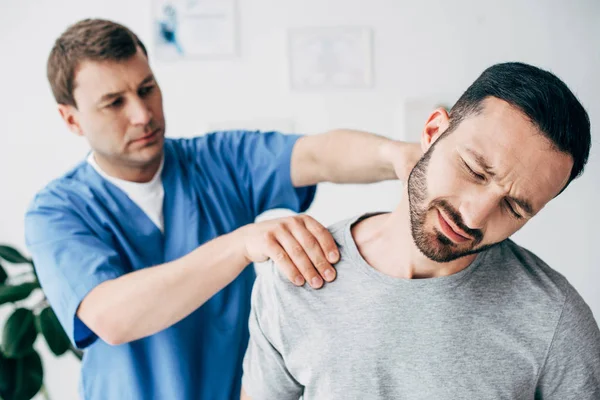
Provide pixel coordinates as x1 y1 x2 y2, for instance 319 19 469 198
511 197 534 217
464 148 534 217
465 148 495 176
97 74 155 105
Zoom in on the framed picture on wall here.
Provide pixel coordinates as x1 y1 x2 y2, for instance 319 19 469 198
153 0 238 61
287 27 374 90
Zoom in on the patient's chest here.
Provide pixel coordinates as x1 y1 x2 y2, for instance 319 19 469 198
280 286 546 400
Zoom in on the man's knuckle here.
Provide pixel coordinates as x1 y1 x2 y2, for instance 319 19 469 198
262 230 274 241
305 237 320 250
291 245 304 256
273 252 287 262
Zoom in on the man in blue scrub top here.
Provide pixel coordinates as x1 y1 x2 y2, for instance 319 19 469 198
25 19 419 399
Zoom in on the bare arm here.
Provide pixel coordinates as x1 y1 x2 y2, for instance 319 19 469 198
290 129 421 187
77 229 247 346
77 215 339 346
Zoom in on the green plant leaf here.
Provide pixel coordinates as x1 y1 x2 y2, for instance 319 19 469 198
0 283 38 306
36 307 70 356
1 309 38 359
11 352 43 400
0 246 31 265
0 264 7 284
0 351 16 399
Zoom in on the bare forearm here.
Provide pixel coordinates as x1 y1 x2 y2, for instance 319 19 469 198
291 129 403 187
78 229 249 345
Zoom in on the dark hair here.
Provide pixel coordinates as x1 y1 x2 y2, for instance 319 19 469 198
447 62 591 189
47 19 148 107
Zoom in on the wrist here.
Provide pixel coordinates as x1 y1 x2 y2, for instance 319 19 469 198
231 225 253 266
378 140 401 179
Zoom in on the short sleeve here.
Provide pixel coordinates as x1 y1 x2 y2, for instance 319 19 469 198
25 191 124 349
205 130 316 218
242 263 303 399
535 288 600 399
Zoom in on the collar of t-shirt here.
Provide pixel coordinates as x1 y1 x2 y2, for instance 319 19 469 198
87 152 165 232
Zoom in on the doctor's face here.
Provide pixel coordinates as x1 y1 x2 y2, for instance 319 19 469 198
59 48 166 169
407 97 573 262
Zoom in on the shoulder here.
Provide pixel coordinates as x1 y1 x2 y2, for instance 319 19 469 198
490 240 592 319
251 215 360 315
327 217 354 248
26 161 95 217
24 160 117 246
498 240 573 297
164 131 274 166
165 130 286 154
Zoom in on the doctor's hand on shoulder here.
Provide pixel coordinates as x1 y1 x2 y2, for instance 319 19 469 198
238 140 422 289
239 214 340 289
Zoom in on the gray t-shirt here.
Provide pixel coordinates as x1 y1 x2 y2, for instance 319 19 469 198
242 214 600 400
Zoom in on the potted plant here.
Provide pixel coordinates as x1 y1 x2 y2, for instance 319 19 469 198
0 245 82 400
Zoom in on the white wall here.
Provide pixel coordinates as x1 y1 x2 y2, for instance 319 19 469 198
1 0 599 398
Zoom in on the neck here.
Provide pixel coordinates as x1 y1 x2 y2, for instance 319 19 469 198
352 185 476 279
92 152 163 183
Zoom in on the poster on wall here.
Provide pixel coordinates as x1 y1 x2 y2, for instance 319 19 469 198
288 27 373 90
153 0 238 61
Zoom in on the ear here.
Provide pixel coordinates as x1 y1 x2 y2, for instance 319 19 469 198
58 104 84 136
420 107 450 152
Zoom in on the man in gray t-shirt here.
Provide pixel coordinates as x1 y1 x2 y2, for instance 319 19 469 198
243 215 600 399
242 62 600 399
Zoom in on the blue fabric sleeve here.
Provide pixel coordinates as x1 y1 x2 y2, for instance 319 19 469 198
203 130 317 219
24 191 124 349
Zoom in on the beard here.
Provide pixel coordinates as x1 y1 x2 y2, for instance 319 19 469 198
407 140 500 262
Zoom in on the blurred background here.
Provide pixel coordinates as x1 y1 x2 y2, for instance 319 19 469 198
0 0 598 398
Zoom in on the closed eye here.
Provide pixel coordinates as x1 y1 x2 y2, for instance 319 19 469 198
504 200 523 220
462 159 485 181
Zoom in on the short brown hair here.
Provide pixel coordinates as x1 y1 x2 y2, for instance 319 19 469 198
47 19 148 107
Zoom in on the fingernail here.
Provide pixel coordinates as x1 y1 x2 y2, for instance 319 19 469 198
324 269 335 281
311 277 323 288
294 276 305 286
328 252 338 262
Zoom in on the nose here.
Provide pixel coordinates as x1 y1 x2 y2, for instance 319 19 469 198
128 97 152 127
459 190 499 230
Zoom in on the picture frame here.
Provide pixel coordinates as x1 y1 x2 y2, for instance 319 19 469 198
153 0 238 61
287 26 374 90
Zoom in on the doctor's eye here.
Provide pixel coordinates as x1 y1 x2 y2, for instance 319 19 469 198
139 85 155 97
107 98 124 109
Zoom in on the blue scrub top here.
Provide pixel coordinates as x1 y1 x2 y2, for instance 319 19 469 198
25 131 316 400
